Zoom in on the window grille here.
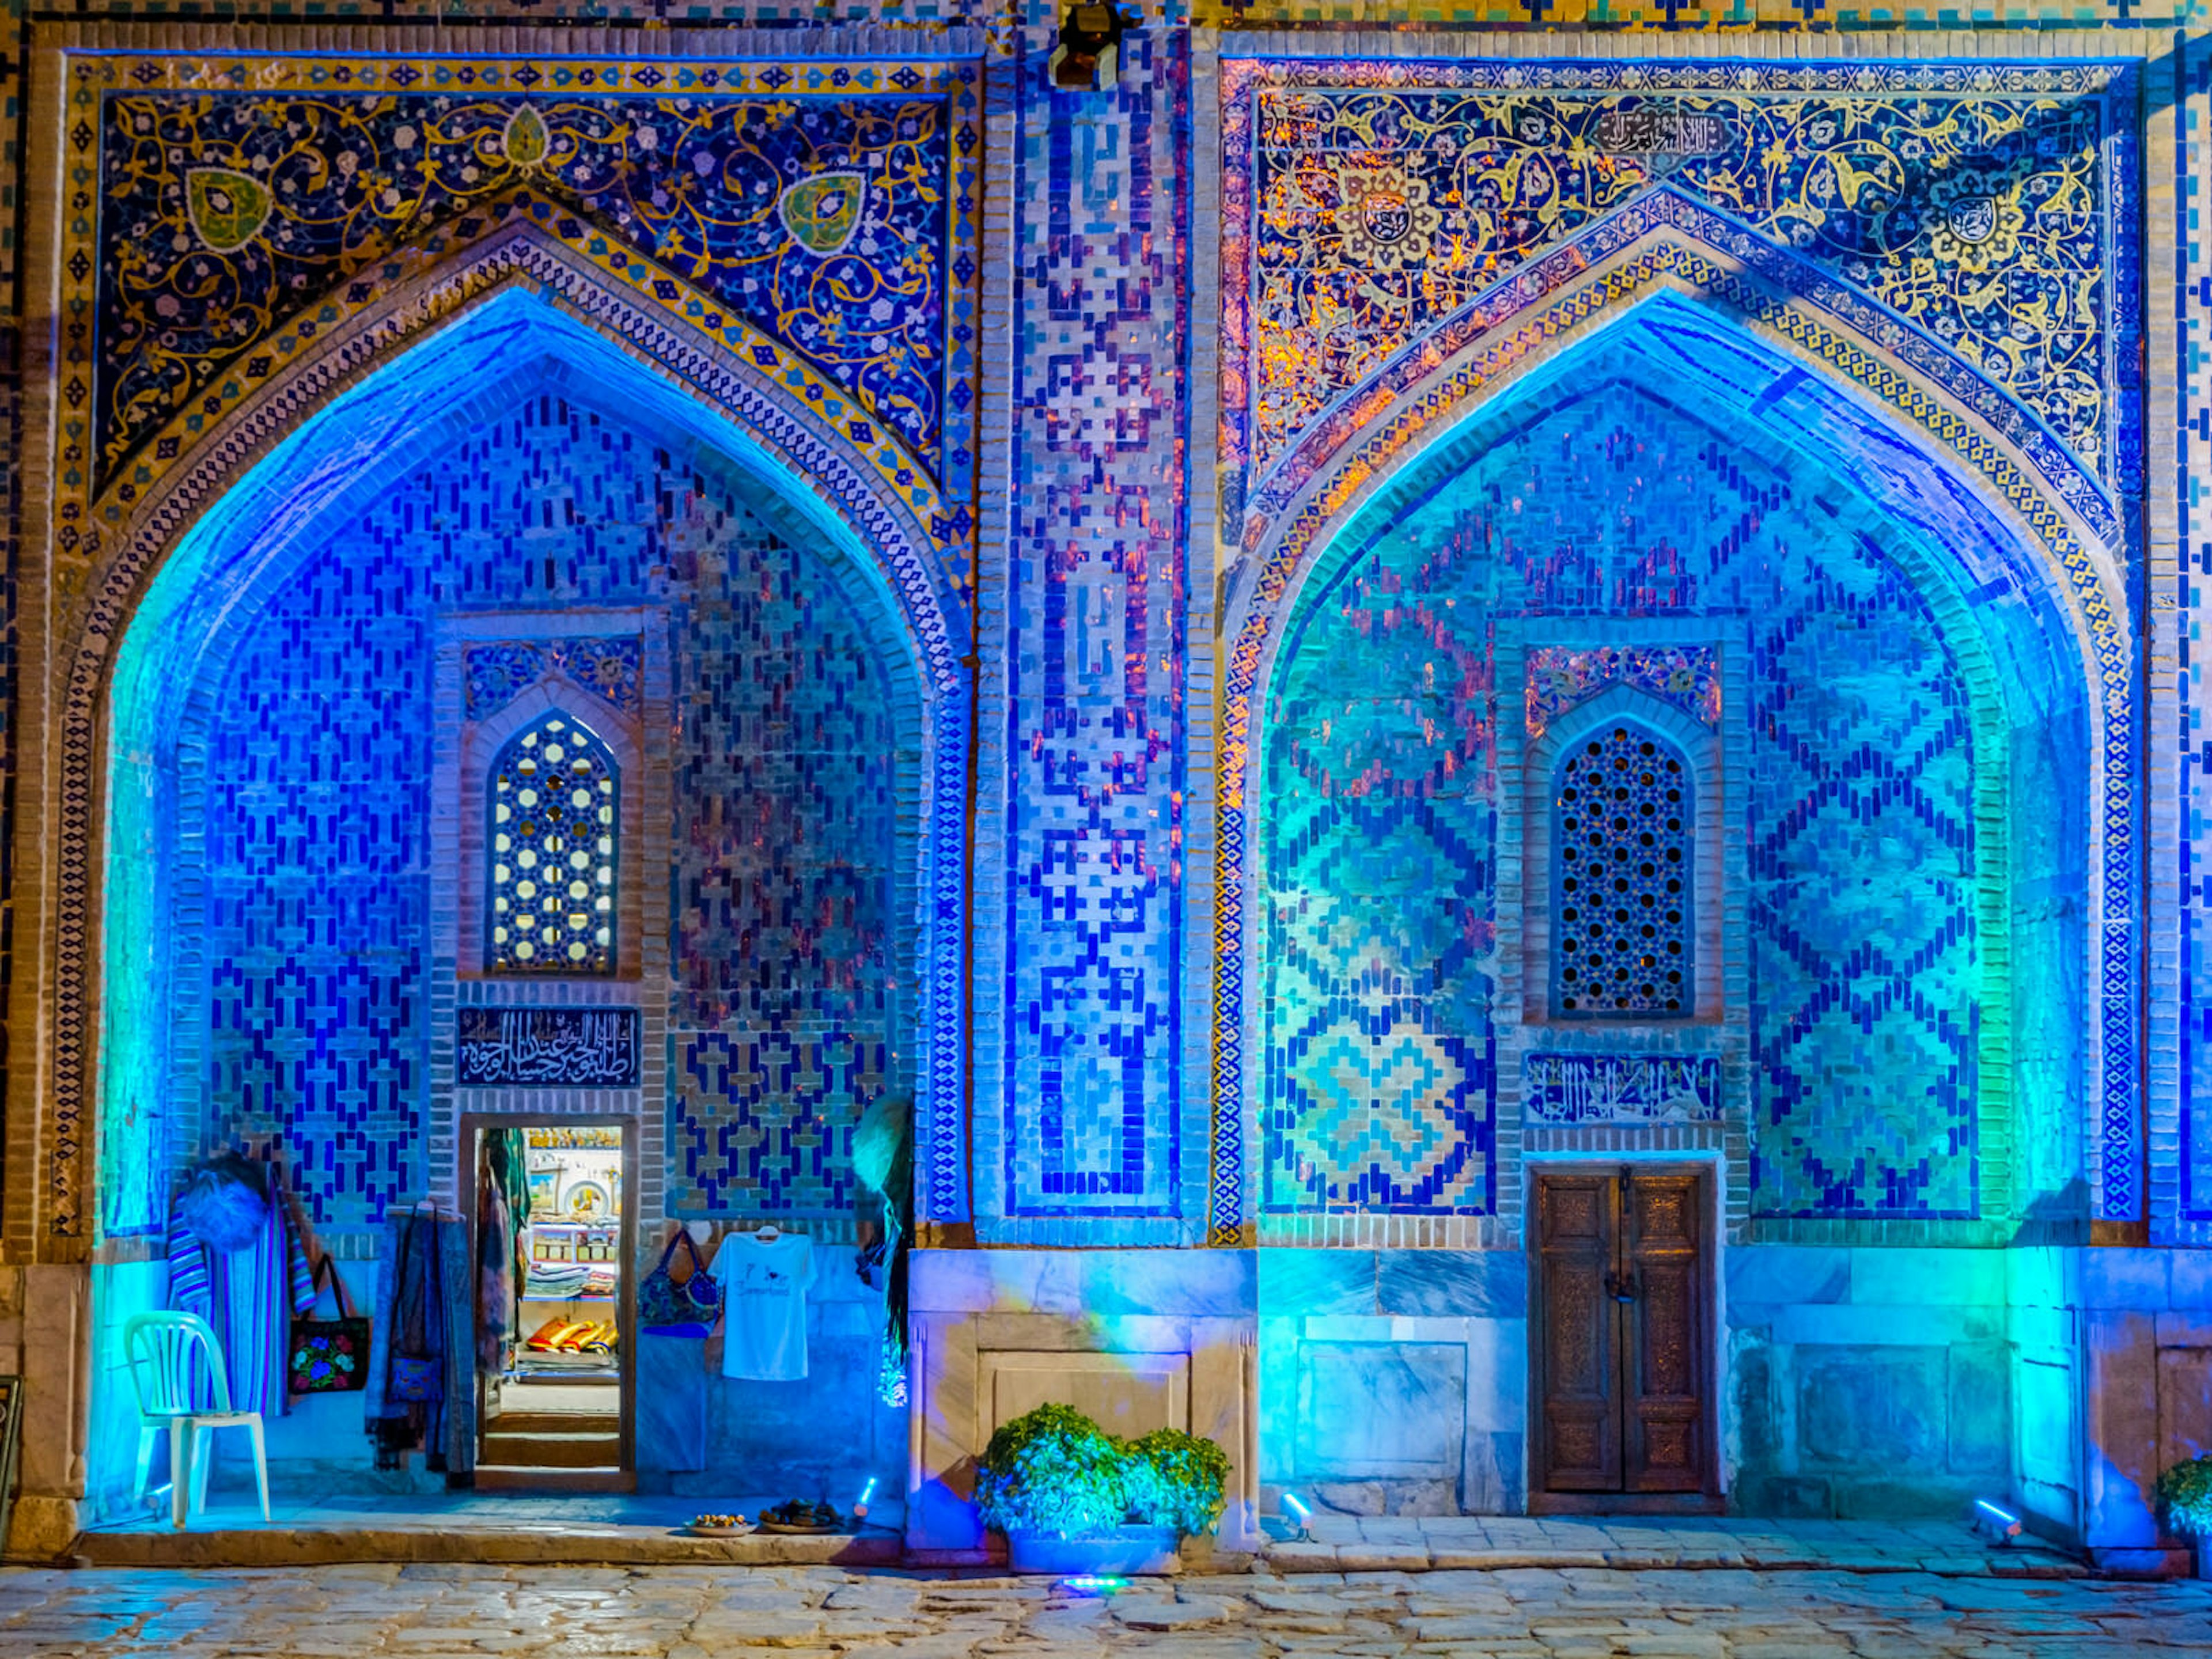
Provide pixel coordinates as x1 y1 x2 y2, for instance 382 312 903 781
1554 723 1690 1016
488 712 618 973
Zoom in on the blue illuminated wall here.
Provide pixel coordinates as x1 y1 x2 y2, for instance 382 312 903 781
666 524 899 1218
33 19 2209 1562
165 393 899 1229
1263 535 1499 1216
1263 374 1997 1222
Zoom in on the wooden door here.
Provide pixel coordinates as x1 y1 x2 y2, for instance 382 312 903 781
1533 1166 1712 1498
1534 1173 1620 1489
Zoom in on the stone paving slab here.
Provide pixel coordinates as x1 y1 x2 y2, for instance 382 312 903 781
73 1522 906 1570
2 1561 2206 1657
1262 1517 2086 1580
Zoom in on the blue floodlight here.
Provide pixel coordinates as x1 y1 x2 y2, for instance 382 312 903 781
1971 1498 2022 1544
1060 1575 1127 1594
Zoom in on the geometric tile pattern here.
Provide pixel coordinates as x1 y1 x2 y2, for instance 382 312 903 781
2186 43 2212 1232
1260 531 1500 1215
664 523 897 1217
1259 378 1983 1220
184 393 906 1228
200 581 431 1230
1210 210 2135 1234
1748 534 1979 1218
993 31 1191 1226
1195 0 2177 26
55 204 971 1240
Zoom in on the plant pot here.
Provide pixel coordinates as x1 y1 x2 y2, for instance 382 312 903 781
1005 1525 1181 1577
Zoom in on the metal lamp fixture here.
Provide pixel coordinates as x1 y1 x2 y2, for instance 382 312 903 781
1050 4 1126 93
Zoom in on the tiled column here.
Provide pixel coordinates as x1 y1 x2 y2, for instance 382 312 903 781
971 21 1204 1241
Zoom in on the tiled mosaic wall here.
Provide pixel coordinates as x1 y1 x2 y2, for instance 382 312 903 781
666 525 899 1218
1262 536 1500 1215
6 20 2175 1257
975 28 1200 1237
1262 377 1988 1221
177 396 899 1229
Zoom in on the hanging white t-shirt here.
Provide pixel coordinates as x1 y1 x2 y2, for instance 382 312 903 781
710 1231 816 1381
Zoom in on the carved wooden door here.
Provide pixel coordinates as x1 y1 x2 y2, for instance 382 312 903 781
1533 1168 1711 1496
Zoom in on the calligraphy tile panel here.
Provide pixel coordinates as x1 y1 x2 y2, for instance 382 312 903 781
1524 1054 1723 1126
458 1008 643 1086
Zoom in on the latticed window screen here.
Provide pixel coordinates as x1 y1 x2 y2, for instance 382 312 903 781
487 713 619 973
1553 723 1691 1016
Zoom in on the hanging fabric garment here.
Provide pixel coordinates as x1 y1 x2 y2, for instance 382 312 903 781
162 1155 315 1418
486 1128 531 1366
476 1171 514 1372
487 1128 532 1229
366 1205 472 1472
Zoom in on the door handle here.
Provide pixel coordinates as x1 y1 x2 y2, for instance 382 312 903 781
1604 1271 1638 1305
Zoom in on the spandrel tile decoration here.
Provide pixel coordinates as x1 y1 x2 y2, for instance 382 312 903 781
0 3 2204 1590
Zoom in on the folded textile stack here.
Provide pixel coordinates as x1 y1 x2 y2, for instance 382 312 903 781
524 1316 616 1354
523 1262 593 1298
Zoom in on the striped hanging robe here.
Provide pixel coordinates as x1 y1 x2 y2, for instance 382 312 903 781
163 1163 316 1416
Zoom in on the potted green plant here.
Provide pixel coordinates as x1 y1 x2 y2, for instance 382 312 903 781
2156 1453 2212 1577
974 1403 1229 1575
1122 1427 1232 1538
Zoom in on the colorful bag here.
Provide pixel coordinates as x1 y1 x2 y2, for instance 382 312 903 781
289 1255 370 1395
638 1229 722 1337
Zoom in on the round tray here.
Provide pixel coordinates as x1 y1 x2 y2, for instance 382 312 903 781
681 1522 755 1537
757 1518 843 1535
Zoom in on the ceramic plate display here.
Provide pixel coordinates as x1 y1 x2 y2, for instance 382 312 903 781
683 1514 753 1537
758 1502 844 1534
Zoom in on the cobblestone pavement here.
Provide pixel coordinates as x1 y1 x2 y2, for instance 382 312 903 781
5 1562 2212 1657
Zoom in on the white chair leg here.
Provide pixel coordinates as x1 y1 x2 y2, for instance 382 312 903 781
190 1422 212 1519
132 1426 157 1503
246 1417 270 1524
168 1423 190 1531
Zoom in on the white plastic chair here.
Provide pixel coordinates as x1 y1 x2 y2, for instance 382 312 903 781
123 1311 270 1529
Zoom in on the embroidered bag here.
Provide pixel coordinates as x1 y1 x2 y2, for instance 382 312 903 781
289 1255 370 1395
638 1228 722 1337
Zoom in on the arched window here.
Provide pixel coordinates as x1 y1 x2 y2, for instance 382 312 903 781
1554 722 1691 1017
487 711 619 974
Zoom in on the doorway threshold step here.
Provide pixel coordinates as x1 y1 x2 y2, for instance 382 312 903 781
480 1433 621 1469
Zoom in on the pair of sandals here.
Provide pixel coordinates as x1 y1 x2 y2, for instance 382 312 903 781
525 1316 616 1354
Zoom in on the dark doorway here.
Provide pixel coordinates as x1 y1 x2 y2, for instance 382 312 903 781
1531 1166 1718 1508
